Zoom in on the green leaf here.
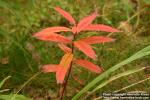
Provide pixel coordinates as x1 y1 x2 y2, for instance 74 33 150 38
87 67 147 97
0 94 32 100
72 45 150 100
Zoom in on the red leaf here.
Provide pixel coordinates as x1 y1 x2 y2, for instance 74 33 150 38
72 26 77 34
41 64 59 73
77 12 97 33
54 7 76 25
56 53 73 84
74 41 96 59
42 26 71 33
33 32 72 43
74 59 102 73
79 36 114 44
58 43 72 53
83 24 120 32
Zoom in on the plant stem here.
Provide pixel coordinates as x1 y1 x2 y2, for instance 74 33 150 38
59 35 76 100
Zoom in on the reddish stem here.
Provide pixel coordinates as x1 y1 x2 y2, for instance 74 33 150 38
59 35 76 100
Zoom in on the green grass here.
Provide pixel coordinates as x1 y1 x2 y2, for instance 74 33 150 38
0 0 150 99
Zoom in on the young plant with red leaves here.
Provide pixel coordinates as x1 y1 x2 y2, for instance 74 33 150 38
33 7 119 99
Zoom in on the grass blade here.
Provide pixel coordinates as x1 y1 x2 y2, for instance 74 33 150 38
0 76 11 89
72 45 150 100
114 76 150 93
86 66 147 98
94 75 150 100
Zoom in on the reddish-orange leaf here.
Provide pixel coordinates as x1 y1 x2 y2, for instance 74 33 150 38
33 32 72 43
78 36 114 44
56 53 73 84
54 7 76 25
41 64 59 73
77 12 97 33
58 43 72 53
74 41 96 59
83 24 120 32
74 59 102 73
72 26 77 34
41 26 71 33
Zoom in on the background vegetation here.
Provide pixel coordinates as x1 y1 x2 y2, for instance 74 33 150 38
0 0 150 99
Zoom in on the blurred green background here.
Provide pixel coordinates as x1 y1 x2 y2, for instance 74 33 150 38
0 0 150 99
